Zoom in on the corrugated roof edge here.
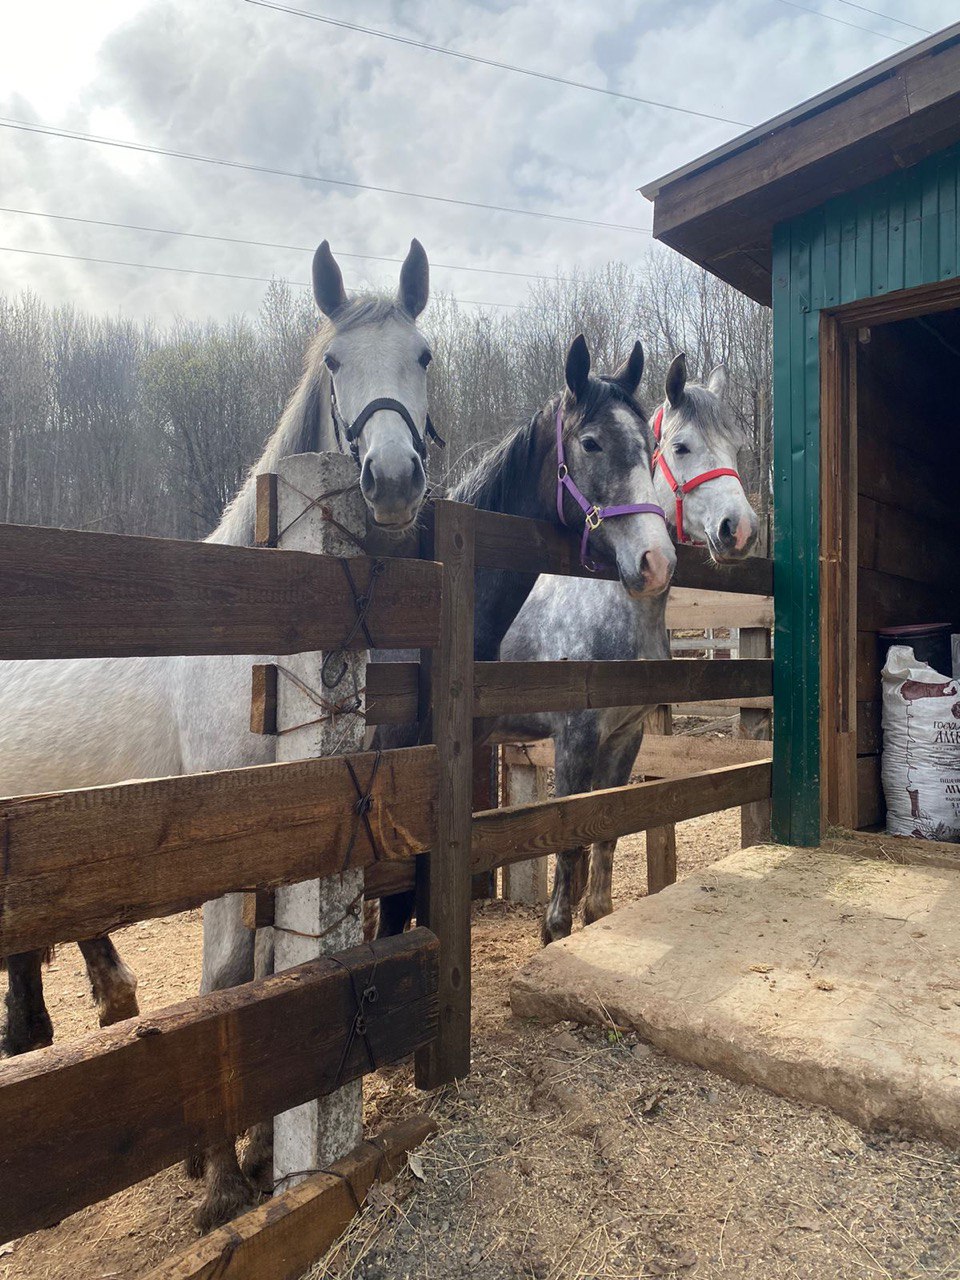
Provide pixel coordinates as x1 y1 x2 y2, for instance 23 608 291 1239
638 20 960 202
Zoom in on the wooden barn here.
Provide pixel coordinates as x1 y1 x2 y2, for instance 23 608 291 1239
642 22 960 847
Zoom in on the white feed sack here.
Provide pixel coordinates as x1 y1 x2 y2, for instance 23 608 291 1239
882 644 960 842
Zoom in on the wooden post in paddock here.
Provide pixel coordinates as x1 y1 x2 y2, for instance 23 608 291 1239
272 453 366 1186
645 705 677 893
500 745 550 904
415 500 475 1089
739 624 773 846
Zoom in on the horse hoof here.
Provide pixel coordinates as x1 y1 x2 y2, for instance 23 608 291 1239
240 1130 274 1192
194 1174 257 1234
540 917 571 947
2 1010 53 1057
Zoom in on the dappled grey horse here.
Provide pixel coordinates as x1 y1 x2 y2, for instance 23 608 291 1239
496 354 758 942
1 239 437 1231
375 334 676 936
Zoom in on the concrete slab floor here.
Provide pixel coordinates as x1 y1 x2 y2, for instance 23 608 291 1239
511 843 960 1145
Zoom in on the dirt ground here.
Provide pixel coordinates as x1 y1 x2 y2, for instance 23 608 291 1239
6 805 960 1280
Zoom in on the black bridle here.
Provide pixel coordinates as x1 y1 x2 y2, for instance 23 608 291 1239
331 382 445 466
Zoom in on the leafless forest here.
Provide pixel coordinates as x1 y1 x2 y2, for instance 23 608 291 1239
0 252 771 540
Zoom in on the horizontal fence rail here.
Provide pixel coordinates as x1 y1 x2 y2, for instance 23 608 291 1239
472 761 773 874
473 658 773 717
0 523 442 659
0 929 438 1245
471 508 773 595
0 746 437 956
501 735 773 777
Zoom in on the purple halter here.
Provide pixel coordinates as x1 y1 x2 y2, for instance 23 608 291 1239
556 404 667 572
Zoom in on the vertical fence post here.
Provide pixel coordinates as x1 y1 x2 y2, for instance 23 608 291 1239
645 705 677 893
272 452 365 1186
471 744 498 900
740 625 773 846
501 745 550 904
415 499 475 1089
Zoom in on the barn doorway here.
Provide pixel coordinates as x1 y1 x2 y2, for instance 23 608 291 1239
821 285 960 834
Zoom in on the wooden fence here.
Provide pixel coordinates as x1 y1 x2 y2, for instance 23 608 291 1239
0 494 773 1271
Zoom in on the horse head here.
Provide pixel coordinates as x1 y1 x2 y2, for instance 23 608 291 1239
313 239 433 531
652 354 758 561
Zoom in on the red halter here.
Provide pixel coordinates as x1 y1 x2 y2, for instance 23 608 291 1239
651 406 743 546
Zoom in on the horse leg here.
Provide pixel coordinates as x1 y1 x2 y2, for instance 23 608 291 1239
2 951 53 1055
582 730 642 927
78 937 140 1027
541 721 598 945
583 840 618 925
376 889 416 938
192 893 259 1229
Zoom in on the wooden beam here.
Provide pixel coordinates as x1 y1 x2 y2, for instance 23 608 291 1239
146 1116 437 1280
0 746 437 956
739 626 774 847
858 566 956 633
415 501 474 1089
365 661 420 725
645 706 677 894
666 587 773 631
471 762 772 873
470 508 772 595
500 735 772 776
473 659 773 718
0 930 439 1244
0 524 442 659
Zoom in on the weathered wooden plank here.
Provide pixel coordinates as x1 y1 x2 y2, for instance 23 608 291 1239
473 659 773 718
500 747 549 905
0 930 439 1244
0 746 437 956
500 735 772 777
856 700 882 756
472 762 772 873
645 706 677 894
146 1116 437 1280
858 494 960 593
416 501 475 1089
471 508 773 595
250 663 278 735
0 523 442 659
739 626 774 848
365 661 420 725
666 588 773 630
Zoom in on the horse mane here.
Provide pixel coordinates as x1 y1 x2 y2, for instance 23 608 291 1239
207 296 413 547
661 383 746 452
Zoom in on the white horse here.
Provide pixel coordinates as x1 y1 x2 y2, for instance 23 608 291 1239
1 238 435 1227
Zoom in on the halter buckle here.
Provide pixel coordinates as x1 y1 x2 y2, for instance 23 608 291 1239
557 463 568 481
585 505 604 532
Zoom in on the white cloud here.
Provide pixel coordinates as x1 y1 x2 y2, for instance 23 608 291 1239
0 0 954 320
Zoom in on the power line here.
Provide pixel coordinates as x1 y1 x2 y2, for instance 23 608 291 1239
829 0 931 34
775 0 910 42
0 116 651 235
0 205 568 282
0 243 522 307
244 0 753 129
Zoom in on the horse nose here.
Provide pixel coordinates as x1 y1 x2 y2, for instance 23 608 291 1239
360 451 426 527
640 546 673 595
718 512 757 553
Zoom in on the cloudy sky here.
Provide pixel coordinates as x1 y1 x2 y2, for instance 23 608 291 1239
1 0 954 321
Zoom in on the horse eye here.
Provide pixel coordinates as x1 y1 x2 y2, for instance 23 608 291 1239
673 442 690 456
419 349 432 369
324 352 340 373
581 437 602 453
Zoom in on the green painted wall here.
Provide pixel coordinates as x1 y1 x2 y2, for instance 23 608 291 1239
772 144 960 845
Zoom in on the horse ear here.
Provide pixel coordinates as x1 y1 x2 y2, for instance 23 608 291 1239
707 363 728 400
398 239 429 319
565 334 591 401
665 352 687 408
612 340 644 397
312 241 347 317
